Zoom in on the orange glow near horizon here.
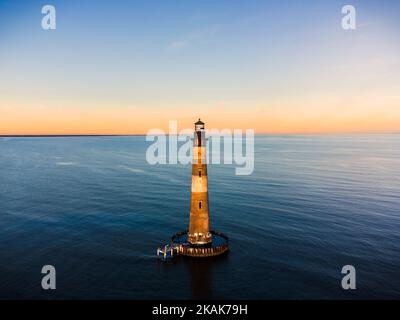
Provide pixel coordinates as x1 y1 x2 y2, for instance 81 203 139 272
1 100 399 135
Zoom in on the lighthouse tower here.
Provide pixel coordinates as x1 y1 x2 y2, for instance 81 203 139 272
157 118 229 258
188 119 212 245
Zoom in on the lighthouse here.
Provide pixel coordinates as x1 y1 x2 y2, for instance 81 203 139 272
157 118 229 258
188 119 212 245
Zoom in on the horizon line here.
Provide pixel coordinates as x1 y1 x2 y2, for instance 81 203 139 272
1 132 399 137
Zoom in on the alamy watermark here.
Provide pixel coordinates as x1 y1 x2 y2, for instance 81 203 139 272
41 5 56 30
341 265 356 290
41 265 56 290
341 5 356 30
146 121 254 176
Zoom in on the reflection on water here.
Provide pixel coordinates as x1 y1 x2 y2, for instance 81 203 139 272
156 246 229 299
184 253 229 299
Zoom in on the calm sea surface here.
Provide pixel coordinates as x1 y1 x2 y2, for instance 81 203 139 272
0 135 399 299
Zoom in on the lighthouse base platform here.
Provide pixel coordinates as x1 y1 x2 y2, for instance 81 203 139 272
157 230 229 259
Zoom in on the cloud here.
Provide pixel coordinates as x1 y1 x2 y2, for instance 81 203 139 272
167 40 186 52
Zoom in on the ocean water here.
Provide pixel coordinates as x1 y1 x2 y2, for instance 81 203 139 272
0 135 399 299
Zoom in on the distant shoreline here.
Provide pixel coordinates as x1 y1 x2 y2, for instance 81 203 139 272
0 133 398 138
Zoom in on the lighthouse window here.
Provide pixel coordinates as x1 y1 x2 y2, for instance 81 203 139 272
198 170 202 177
199 201 202 209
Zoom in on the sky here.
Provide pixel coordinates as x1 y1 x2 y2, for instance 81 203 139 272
0 0 399 134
